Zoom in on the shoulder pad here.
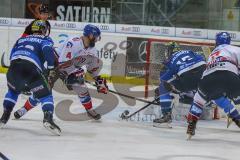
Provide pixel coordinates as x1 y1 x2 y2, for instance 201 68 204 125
44 36 54 44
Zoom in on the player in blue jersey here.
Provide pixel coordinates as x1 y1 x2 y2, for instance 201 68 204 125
153 42 206 126
0 20 61 135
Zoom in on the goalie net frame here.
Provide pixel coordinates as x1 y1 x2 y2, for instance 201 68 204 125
145 38 220 119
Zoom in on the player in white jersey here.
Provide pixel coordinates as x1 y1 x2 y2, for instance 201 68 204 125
14 24 108 120
187 32 240 138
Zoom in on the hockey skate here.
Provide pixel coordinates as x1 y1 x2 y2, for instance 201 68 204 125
187 120 197 140
86 109 101 120
43 111 61 136
227 116 240 128
233 118 240 128
153 112 172 128
14 107 27 119
0 110 11 128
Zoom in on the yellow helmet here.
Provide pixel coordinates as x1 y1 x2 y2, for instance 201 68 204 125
165 41 180 59
31 20 47 35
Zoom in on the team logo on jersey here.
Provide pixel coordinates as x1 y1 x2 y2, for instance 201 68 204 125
66 41 73 48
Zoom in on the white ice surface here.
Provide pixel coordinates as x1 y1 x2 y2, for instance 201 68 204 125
0 74 240 160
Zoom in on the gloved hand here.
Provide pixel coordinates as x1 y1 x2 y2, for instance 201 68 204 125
48 69 58 88
94 76 108 94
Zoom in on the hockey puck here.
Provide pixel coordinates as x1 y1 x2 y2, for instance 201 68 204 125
123 110 129 115
120 110 130 119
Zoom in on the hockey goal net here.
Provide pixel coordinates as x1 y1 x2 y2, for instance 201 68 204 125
146 38 214 87
144 38 221 120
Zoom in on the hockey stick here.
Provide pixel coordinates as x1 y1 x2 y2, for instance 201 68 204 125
120 97 159 120
0 152 10 160
1 52 9 68
85 80 159 105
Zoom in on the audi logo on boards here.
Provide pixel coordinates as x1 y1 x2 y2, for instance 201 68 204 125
132 26 140 32
66 23 76 29
98 25 109 31
193 31 202 36
229 33 236 39
161 28 169 34
0 19 9 25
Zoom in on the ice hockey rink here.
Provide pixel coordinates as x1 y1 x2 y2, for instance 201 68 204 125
0 74 240 160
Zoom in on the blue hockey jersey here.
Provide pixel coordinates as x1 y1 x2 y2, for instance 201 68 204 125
160 50 206 83
10 35 55 71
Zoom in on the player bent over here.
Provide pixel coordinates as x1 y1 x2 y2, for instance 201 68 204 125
187 32 240 138
153 42 239 125
153 42 206 126
14 24 108 120
0 20 61 135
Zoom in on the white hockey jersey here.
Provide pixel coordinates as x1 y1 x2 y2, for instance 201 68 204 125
203 44 240 77
56 36 101 77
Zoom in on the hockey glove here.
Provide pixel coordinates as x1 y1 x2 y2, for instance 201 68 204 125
48 69 58 88
94 76 108 94
163 81 180 94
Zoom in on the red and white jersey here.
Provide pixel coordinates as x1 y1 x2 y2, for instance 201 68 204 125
203 44 240 77
56 36 101 77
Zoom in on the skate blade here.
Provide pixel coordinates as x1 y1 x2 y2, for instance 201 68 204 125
187 134 193 140
43 122 61 136
227 117 233 128
0 123 5 129
153 122 172 129
90 119 102 123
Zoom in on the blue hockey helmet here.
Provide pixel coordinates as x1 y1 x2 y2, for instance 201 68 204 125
215 32 231 46
83 24 101 47
83 24 101 39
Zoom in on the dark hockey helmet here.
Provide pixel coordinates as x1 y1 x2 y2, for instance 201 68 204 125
39 4 49 13
31 20 48 35
165 41 180 59
215 32 231 46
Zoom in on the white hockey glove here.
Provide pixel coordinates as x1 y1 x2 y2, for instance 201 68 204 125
94 76 108 94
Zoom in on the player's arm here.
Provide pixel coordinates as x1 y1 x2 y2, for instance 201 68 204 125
41 38 59 87
160 62 180 93
160 67 177 84
42 38 55 69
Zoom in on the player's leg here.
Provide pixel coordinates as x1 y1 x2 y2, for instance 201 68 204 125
187 72 221 137
39 95 61 135
153 93 174 124
14 95 39 119
28 66 61 135
187 71 240 138
65 69 101 120
187 91 207 137
72 84 101 120
0 89 19 127
0 60 23 127
214 97 240 127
